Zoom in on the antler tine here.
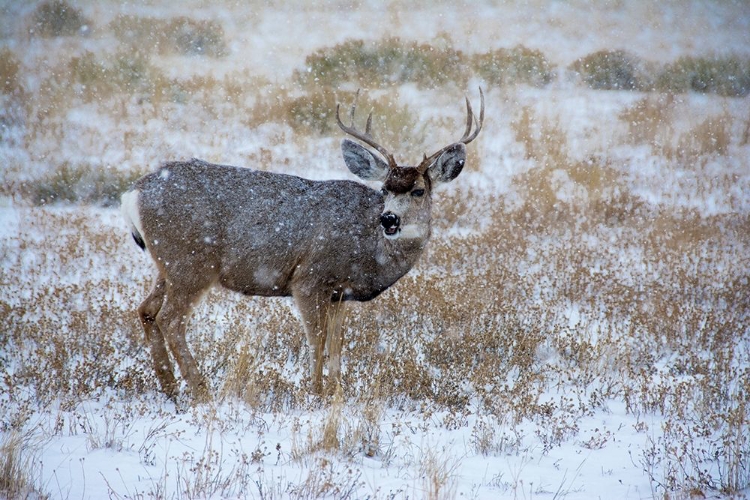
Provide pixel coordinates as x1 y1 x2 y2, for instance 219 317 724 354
461 96 474 142
458 87 485 144
365 112 373 136
348 89 359 126
419 87 485 171
462 87 485 143
336 91 396 168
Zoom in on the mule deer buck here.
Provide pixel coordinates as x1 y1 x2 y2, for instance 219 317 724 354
121 89 484 401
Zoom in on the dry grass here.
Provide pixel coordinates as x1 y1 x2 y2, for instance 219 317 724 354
31 49 180 112
619 94 735 167
0 47 21 96
670 112 732 160
3 131 748 497
2 20 750 498
8 27 750 208
0 431 48 499
22 162 145 206
619 94 676 147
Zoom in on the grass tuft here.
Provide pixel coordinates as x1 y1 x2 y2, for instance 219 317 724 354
671 113 732 160
34 49 182 112
0 432 47 499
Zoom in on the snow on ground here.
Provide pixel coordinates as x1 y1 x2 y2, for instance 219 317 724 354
29 395 663 499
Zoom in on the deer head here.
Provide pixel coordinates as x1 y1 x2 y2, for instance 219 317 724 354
337 88 484 240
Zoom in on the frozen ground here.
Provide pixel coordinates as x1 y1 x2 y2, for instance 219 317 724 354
1 1 749 499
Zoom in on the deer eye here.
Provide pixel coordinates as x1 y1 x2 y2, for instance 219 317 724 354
411 189 425 197
380 187 388 196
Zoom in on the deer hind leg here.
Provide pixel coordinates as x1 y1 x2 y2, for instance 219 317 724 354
294 289 345 395
156 285 210 402
138 275 178 399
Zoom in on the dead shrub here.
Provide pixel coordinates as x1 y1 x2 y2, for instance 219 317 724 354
656 55 750 97
570 49 651 91
30 0 91 38
295 37 469 89
26 162 145 206
251 89 421 151
473 45 555 87
109 15 228 57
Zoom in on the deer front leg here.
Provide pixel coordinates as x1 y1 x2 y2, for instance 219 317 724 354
294 288 343 395
325 300 345 391
295 291 347 395
138 276 179 399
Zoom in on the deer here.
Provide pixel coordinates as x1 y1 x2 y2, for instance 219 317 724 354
120 89 484 401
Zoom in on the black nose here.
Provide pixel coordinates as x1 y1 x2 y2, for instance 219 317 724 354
380 212 400 231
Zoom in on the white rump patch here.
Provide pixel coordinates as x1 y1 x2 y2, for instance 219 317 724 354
120 189 145 238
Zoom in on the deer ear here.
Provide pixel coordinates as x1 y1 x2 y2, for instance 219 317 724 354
341 139 389 181
428 143 466 184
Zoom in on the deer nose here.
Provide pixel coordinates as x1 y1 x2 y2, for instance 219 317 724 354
380 212 400 234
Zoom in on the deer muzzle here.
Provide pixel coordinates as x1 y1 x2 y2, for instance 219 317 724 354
380 211 400 236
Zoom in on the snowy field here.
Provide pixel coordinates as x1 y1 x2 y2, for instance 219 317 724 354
1 1 750 498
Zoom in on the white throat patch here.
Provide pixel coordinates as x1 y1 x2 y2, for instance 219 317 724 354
384 223 428 240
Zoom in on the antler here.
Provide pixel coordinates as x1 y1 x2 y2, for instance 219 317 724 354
418 87 484 172
336 91 397 169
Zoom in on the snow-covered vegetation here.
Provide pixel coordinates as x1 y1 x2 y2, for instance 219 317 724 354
1 1 749 498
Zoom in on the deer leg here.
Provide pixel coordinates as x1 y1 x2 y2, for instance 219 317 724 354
137 276 178 399
156 288 210 402
293 289 331 395
294 289 347 395
325 301 346 392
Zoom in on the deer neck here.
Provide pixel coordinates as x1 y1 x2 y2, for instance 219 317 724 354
375 221 431 282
